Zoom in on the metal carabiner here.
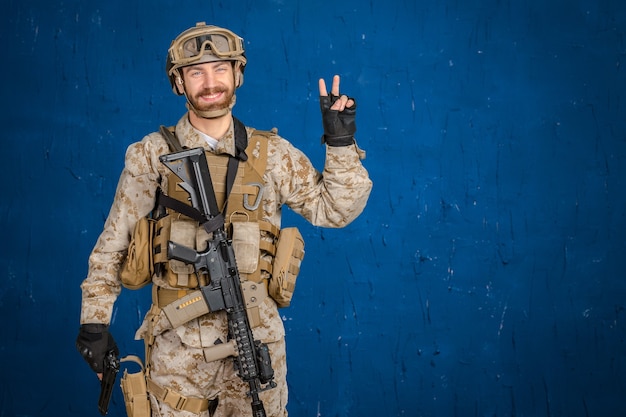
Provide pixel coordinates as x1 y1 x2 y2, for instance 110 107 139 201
243 182 264 211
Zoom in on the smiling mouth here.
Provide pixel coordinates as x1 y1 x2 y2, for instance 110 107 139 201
200 91 224 102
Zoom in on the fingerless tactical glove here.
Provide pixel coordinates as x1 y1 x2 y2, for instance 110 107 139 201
320 94 357 146
76 323 119 373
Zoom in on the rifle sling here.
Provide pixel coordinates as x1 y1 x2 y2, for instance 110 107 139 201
155 190 200 222
159 125 183 152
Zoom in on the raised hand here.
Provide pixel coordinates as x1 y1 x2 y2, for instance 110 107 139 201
318 75 356 146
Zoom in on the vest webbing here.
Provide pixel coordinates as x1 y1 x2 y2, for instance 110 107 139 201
157 118 270 226
156 119 273 284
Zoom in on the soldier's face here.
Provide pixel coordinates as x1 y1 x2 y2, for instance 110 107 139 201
182 61 235 113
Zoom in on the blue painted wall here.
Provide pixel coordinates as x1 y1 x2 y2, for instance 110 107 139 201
1 0 625 416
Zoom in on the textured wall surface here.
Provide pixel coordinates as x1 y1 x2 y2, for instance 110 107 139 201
1 1 625 416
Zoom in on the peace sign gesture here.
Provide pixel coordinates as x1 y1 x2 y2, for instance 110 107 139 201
318 75 357 146
319 75 356 111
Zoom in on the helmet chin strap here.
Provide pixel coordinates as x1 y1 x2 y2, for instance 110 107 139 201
184 94 237 119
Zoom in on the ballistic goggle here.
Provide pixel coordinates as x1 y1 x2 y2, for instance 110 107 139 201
168 22 246 72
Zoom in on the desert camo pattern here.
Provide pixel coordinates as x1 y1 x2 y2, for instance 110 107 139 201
79 113 372 415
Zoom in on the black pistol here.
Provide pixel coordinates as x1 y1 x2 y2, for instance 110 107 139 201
98 350 120 415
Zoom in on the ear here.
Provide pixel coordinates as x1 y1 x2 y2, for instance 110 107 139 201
235 69 244 88
230 61 243 88
175 76 185 95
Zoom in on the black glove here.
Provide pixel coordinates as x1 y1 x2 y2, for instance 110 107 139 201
320 94 357 147
76 323 119 373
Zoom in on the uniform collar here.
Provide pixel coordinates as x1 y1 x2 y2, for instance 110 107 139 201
174 113 237 157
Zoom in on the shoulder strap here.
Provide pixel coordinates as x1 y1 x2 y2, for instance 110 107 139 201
232 116 248 161
159 125 183 152
219 116 252 220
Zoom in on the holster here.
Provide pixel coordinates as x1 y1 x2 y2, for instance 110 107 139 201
120 355 151 417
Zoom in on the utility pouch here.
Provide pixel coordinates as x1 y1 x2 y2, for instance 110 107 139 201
120 355 151 417
269 227 305 307
120 217 155 290
231 222 260 274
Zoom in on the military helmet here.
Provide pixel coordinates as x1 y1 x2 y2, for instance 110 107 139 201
166 22 247 95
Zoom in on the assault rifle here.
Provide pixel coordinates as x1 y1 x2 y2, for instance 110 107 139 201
98 350 120 415
160 148 276 417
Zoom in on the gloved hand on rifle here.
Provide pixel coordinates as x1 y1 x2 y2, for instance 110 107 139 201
76 323 119 377
319 75 357 147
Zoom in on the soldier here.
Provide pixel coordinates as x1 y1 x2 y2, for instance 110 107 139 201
76 22 372 417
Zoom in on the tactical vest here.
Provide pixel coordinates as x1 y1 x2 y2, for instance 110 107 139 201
151 121 279 288
118 120 305 416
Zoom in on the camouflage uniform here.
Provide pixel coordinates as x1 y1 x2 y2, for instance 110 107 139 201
80 113 372 416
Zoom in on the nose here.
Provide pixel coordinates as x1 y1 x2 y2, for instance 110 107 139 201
201 71 219 89
202 71 215 88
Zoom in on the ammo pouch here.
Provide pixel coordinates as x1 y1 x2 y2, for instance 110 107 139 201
269 227 305 307
152 215 199 288
231 222 260 274
120 355 151 417
120 217 156 290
